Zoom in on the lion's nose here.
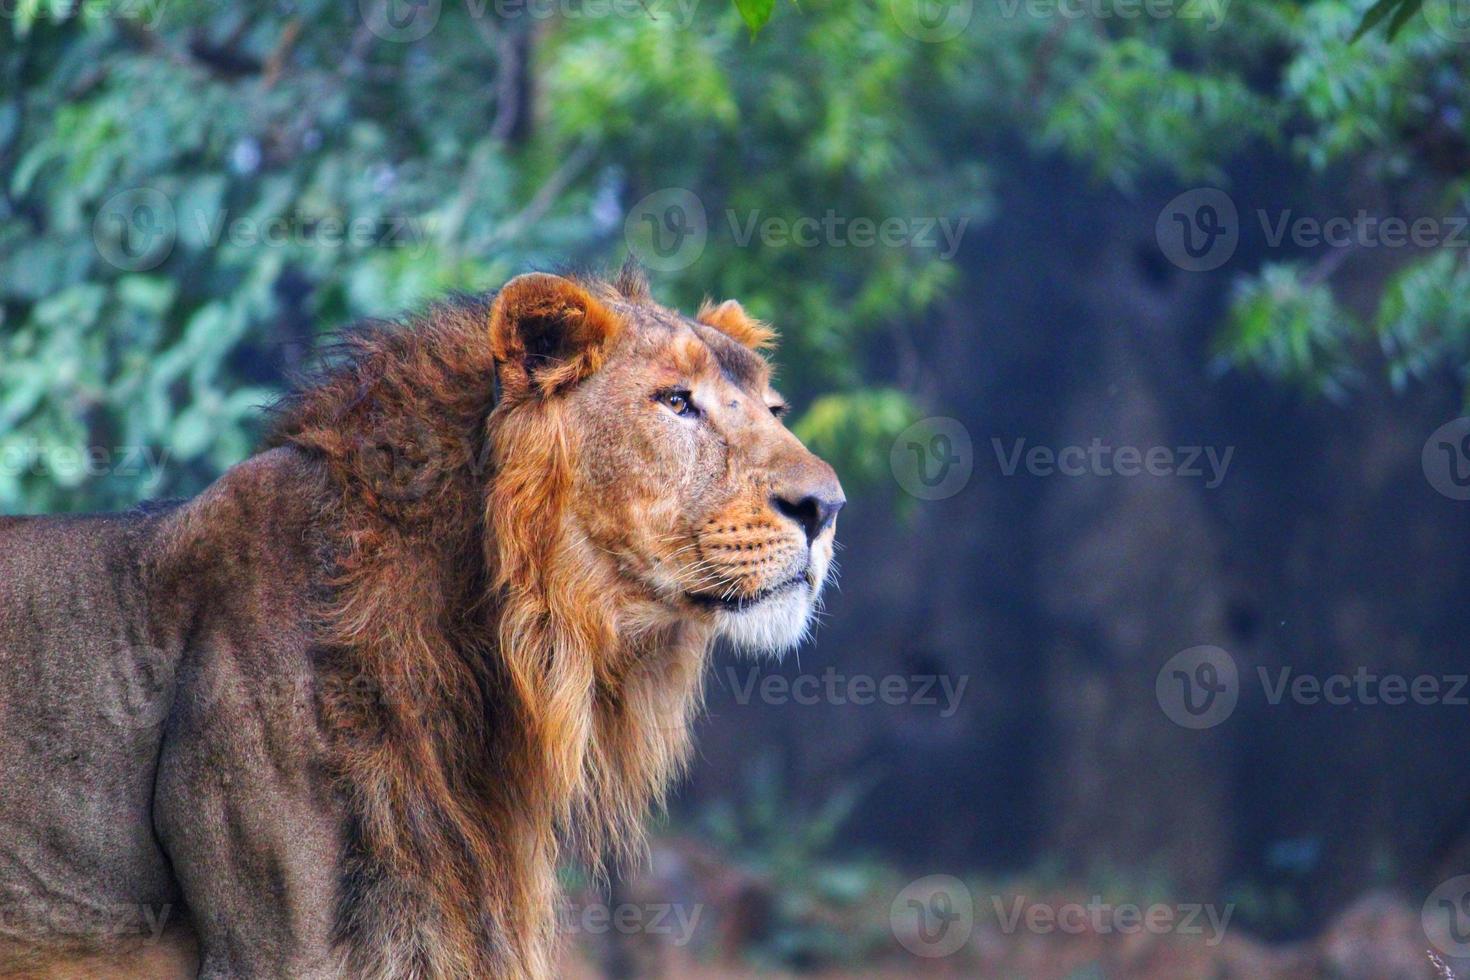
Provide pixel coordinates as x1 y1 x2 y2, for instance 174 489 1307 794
772 485 846 545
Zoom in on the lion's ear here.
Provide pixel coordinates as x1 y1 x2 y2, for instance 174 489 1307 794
696 299 777 351
489 273 623 398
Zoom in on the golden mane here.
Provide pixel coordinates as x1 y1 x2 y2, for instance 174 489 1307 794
266 277 709 978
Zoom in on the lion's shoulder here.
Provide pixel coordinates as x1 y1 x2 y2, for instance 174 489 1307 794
146 446 330 619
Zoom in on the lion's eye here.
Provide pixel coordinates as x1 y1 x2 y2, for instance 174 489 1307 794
658 389 696 417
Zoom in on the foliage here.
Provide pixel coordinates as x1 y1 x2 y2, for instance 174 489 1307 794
693 753 891 970
974 0 1470 401
4 0 1470 514
1214 263 1362 401
0 0 966 512
1353 0 1423 41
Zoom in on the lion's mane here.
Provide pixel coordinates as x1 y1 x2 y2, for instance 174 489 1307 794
266 270 708 979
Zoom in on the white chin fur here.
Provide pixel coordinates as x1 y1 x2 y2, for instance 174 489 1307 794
714 583 816 657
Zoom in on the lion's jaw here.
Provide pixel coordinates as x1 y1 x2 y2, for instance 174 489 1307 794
573 511 834 659
688 525 835 656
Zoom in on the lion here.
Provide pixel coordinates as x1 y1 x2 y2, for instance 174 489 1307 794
0 267 844 979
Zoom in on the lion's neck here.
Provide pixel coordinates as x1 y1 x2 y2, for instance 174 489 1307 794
310 459 711 979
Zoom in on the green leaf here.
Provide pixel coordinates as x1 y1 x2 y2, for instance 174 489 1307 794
733 0 776 34
1351 0 1421 41
1385 0 1423 37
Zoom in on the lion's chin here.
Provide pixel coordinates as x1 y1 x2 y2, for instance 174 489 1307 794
710 580 817 657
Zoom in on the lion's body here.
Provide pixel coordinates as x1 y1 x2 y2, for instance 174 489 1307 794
0 452 342 978
0 510 187 975
0 271 843 979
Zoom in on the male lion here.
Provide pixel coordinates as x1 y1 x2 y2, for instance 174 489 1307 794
0 268 844 979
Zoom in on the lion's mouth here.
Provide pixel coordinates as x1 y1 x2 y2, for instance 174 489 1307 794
685 573 808 612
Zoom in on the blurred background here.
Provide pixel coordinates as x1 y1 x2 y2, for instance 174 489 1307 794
5 0 1470 976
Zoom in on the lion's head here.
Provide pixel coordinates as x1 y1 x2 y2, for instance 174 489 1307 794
487 270 844 656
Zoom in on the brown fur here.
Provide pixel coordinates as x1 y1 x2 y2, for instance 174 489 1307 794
265 269 839 977
696 299 778 351
0 268 840 980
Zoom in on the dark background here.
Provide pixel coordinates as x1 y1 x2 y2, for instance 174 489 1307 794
5 0 1470 975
